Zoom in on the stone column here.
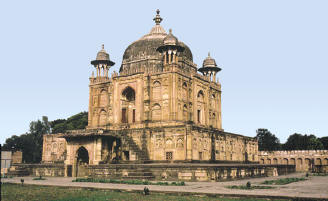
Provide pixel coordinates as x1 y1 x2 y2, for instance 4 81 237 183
164 52 167 65
93 137 102 165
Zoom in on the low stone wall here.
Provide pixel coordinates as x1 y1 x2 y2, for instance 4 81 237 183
86 163 295 182
9 164 65 177
259 150 328 172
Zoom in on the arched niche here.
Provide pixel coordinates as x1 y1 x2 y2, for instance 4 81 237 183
122 86 135 102
99 90 108 107
76 146 89 165
182 82 188 100
99 110 107 126
121 86 136 123
153 81 161 99
152 103 162 121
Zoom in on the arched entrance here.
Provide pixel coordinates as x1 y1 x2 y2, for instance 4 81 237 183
76 146 89 177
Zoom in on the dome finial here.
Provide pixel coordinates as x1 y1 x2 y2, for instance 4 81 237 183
102 44 104 50
169 28 172 34
153 9 163 25
208 52 211 57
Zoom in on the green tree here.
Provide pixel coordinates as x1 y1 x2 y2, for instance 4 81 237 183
3 112 88 163
2 116 50 163
319 137 328 149
256 128 281 151
283 133 324 150
50 112 88 133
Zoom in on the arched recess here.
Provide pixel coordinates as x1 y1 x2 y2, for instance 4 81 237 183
211 94 216 109
296 158 303 171
122 86 135 102
99 90 108 107
324 158 328 165
212 113 216 127
315 158 322 166
165 138 174 149
305 158 311 171
121 86 136 123
99 110 107 126
182 82 188 100
153 81 161 100
76 146 89 165
152 103 162 121
283 158 288 165
197 90 205 124
273 158 278 164
260 159 265 164
290 158 296 165
267 158 271 164
183 104 188 121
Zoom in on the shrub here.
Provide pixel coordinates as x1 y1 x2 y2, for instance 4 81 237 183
246 181 251 188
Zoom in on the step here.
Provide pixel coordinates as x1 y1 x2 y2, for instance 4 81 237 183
122 175 155 180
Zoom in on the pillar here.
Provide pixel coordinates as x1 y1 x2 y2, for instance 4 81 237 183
164 52 167 65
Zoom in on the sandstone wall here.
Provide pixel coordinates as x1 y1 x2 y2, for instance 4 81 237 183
42 135 67 163
259 150 328 172
87 163 294 182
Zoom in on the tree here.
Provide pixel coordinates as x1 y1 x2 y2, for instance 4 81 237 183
2 112 88 163
2 116 50 163
319 137 328 149
283 133 324 150
256 128 281 151
50 112 88 133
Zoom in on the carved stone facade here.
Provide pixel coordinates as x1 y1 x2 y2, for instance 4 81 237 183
259 150 328 172
42 135 67 163
42 10 258 177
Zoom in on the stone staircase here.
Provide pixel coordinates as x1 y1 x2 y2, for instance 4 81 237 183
124 136 148 161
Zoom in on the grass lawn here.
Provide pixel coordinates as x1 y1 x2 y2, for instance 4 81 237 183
1 183 290 201
226 185 275 190
261 177 306 185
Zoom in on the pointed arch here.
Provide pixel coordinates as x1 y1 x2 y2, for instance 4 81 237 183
99 90 108 107
182 82 188 100
76 146 89 164
197 90 204 102
153 81 161 99
122 86 135 102
99 110 107 126
183 104 188 121
152 103 162 121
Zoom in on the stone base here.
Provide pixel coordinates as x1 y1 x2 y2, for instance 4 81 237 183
8 163 65 177
87 163 295 181
8 163 295 181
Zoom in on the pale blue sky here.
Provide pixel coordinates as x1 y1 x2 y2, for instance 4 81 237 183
1 0 327 144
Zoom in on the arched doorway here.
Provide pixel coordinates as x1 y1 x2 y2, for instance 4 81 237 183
121 86 136 123
305 158 311 172
76 146 89 177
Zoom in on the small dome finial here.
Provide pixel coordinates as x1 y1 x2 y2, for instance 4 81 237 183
102 44 104 50
153 9 163 25
208 52 210 57
169 29 172 34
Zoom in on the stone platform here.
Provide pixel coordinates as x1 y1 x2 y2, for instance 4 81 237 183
8 163 295 182
87 163 295 181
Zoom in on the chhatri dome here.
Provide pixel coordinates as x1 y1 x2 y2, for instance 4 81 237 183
120 9 193 74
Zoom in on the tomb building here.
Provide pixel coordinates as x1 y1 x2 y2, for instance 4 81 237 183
42 10 259 177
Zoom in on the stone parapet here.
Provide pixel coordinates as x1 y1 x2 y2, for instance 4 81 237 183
258 150 328 173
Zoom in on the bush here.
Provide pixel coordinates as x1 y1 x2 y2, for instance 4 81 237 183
246 181 251 188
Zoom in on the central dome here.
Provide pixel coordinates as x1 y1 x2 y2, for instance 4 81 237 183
120 10 193 73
